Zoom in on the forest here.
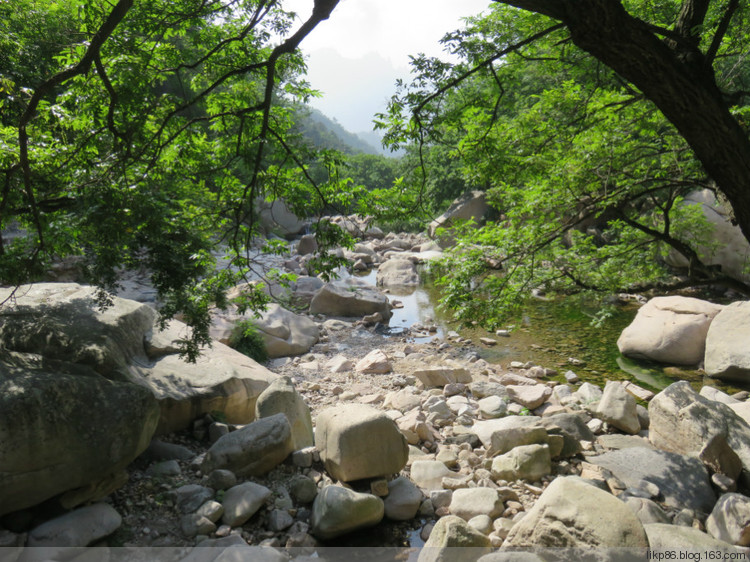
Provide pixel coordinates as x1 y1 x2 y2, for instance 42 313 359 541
1 0 750 349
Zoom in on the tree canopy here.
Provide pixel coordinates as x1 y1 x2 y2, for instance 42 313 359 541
2 0 749 341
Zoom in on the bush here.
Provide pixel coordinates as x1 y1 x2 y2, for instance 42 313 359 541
228 320 269 363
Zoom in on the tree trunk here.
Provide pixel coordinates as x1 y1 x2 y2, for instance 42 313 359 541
497 0 750 243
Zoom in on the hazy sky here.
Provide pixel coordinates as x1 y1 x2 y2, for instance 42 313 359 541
283 0 492 133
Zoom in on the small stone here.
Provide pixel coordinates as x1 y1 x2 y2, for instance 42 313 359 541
196 501 224 523
208 469 237 491
267 510 294 532
370 479 390 497
290 475 318 504
180 514 216 538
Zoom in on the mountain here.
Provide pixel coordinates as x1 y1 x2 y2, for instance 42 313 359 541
295 106 380 155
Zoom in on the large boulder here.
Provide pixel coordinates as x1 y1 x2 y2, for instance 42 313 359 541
428 190 491 247
505 476 649 548
0 352 159 516
649 381 750 487
201 413 294 477
471 416 549 456
617 296 724 365
595 380 640 434
0 283 277 435
315 404 408 482
704 301 750 382
256 197 307 236
706 493 750 546
419 515 492 562
27 503 122 547
589 447 716 514
255 376 314 449
644 523 744 551
376 259 420 287
309 278 392 321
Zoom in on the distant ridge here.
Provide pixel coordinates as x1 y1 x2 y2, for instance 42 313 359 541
294 106 391 156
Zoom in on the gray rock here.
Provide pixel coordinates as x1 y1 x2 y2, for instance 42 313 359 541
589 447 716 514
221 482 272 527
705 301 750 382
267 510 294 532
490 444 551 482
427 190 491 247
706 493 750 546
147 460 181 477
315 404 408 482
644 522 744 551
573 382 603 404
181 514 216 538
196 500 224 523
506 476 648 547
449 487 506 521
505 384 552 409
540 413 594 457
649 381 750 487
202 413 293 477
376 259 420 287
289 475 318 504
144 439 195 461
410 460 455 491
251 304 319 358
384 477 423 521
310 485 384 540
296 234 318 256
208 469 237 491
617 296 723 365
171 485 215 514
255 376 314 449
469 381 509 400
477 396 508 419
595 380 640 434
309 278 392 320
0 352 159 516
418 515 492 562
27 504 122 547
471 416 548 456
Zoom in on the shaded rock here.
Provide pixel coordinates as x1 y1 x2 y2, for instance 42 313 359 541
506 476 648 547
181 514 216 538
617 296 723 365
309 279 392 321
171 484 215 514
221 482 272 527
589 447 716 514
296 234 318 256
255 376 313 449
595 380 640 435
144 439 194 462
289 475 318 504
384 477 423 521
449 487 506 521
202 413 293 477
539 413 593 458
428 190 491 248
706 493 750 546
705 301 750 382
27 503 121 547
0 353 159 516
310 485 384 540
490 444 551 482
208 469 237 491
649 381 750 486
251 304 319 358
315 404 408 482
376 259 420 287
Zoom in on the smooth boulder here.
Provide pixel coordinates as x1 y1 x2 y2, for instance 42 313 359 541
0 352 159 516
617 296 723 365
315 404 408 482
376 259 420 287
255 376 314 449
704 301 750 382
309 279 392 320
202 413 293 477
505 476 648 548
310 485 384 540
250 304 319 358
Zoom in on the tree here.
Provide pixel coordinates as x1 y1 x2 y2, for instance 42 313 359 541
376 0 750 326
1 0 353 359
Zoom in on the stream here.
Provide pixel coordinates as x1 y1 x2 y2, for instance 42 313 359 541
354 269 742 396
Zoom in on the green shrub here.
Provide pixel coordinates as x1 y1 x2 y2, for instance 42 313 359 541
228 320 269 363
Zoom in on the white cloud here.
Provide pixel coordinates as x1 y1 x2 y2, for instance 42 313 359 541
283 0 491 131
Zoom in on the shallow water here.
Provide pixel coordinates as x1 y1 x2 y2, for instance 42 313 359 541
354 269 741 395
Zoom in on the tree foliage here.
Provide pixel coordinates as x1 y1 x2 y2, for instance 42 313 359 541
1 0 353 359
376 0 750 327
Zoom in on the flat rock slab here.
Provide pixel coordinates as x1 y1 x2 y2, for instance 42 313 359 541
588 447 716 514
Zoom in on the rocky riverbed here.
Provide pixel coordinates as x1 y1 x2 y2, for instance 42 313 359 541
3 214 750 561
